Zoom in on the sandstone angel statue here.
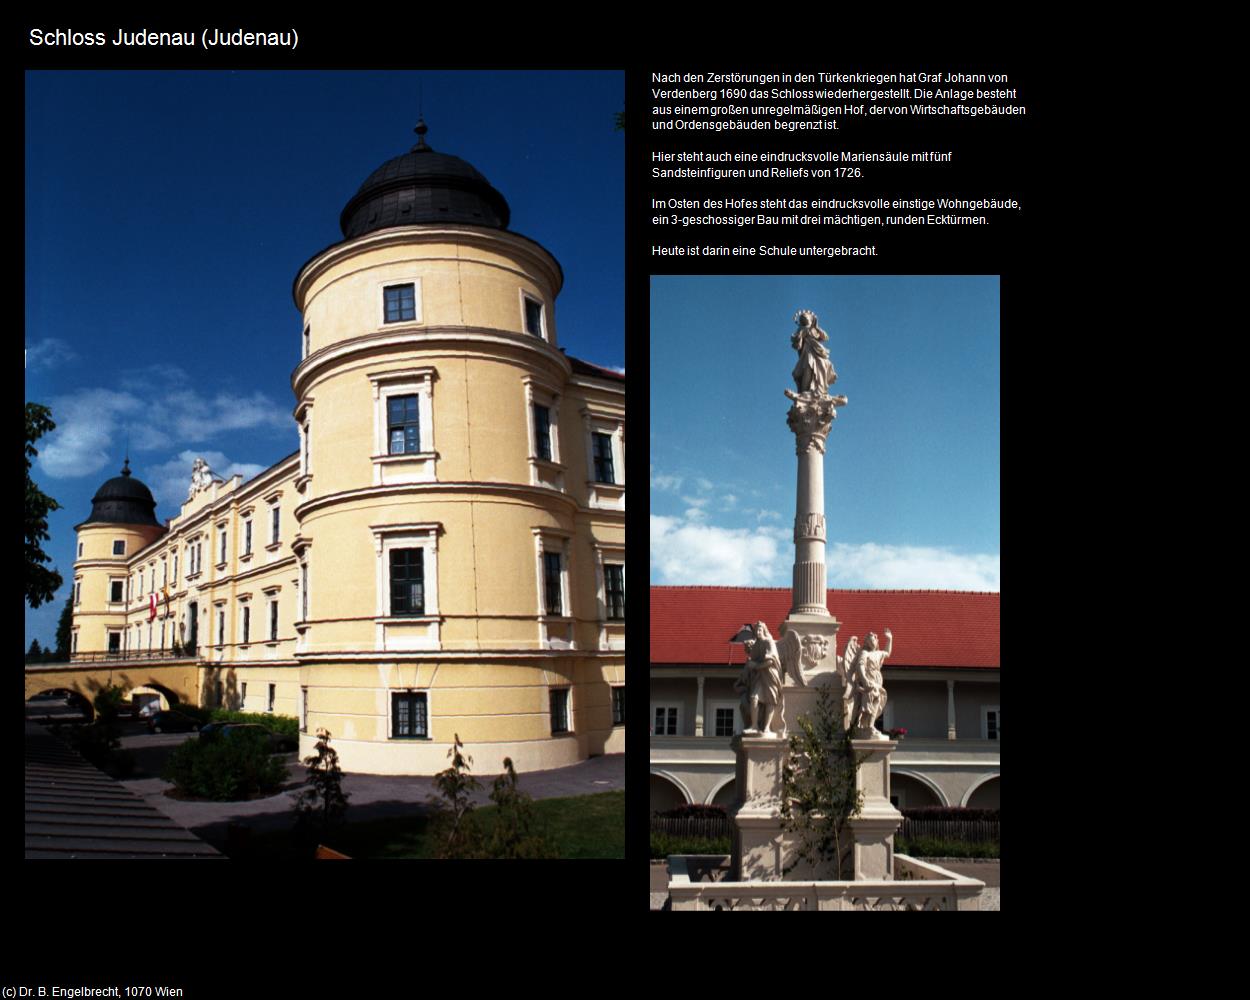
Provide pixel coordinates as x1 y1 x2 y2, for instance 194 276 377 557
730 621 809 737
840 629 893 739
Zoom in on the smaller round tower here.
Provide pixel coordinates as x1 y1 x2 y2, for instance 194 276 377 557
72 459 166 656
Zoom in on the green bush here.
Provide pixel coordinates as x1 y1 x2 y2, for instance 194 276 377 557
896 836 999 859
208 709 298 742
650 833 731 858
161 728 286 801
168 703 211 725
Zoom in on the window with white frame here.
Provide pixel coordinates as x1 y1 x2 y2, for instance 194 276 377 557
550 688 570 734
652 704 681 737
371 523 441 623
612 686 625 726
383 282 418 324
391 690 429 738
71 632 78 654
218 526 228 566
302 323 310 359
217 607 226 646
532 529 572 649
73 578 81 605
269 502 281 546
301 685 308 732
243 518 253 556
269 598 279 641
172 551 178 581
77 542 83 558
113 539 125 556
522 376 564 490
368 368 436 483
580 408 625 510
109 579 124 603
267 684 275 713
241 681 247 708
522 293 546 339
300 561 309 622
604 563 625 620
239 602 251 645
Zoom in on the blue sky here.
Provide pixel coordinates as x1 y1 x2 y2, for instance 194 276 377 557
25 70 624 647
650 275 999 591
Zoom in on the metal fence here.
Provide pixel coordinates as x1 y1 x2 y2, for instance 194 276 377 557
652 816 733 840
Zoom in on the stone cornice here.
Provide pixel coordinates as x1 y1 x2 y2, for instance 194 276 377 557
295 480 581 520
291 326 572 399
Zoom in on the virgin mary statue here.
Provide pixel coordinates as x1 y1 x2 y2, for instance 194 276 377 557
791 309 836 396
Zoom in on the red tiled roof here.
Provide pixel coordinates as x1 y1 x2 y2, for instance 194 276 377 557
650 587 999 669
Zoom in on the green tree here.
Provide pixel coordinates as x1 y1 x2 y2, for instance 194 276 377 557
26 639 43 662
485 757 554 859
55 595 74 660
25 403 62 607
429 733 483 858
779 682 863 878
296 728 350 837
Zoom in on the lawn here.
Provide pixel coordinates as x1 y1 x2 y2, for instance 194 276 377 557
235 790 624 859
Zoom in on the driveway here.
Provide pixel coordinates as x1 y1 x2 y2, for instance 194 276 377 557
118 730 623 848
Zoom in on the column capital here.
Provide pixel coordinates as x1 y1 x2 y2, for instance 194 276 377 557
785 390 847 454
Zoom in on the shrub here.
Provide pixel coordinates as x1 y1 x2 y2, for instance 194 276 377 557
208 709 299 742
428 734 483 858
485 757 555 859
902 805 999 821
161 728 286 800
296 728 349 837
895 836 1000 859
650 832 731 858
653 803 727 819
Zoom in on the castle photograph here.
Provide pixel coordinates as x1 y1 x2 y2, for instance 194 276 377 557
25 71 625 776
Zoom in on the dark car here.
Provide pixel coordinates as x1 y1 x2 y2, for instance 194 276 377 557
147 710 200 734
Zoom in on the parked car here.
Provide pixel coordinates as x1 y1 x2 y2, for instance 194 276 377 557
147 710 200 734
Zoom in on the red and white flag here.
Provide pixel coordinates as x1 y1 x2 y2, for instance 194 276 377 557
149 593 158 622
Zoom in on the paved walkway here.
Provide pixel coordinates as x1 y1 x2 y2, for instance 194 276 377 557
122 743 623 847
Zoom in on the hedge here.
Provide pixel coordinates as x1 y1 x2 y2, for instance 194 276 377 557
161 728 287 800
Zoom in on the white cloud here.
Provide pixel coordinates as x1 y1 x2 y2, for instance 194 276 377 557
651 510 1000 592
37 370 291 479
651 514 790 586
26 338 79 370
144 451 268 510
827 543 1000 591
650 468 682 492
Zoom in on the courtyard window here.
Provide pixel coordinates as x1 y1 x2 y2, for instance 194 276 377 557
113 539 125 556
550 688 570 734
387 394 420 455
110 580 124 603
241 604 250 645
392 691 428 738
384 283 416 324
267 683 275 713
303 324 310 359
592 432 615 484
612 686 625 726
217 609 225 646
533 404 552 461
270 600 279 640
301 686 309 732
653 706 679 736
271 505 281 545
715 707 736 738
543 551 563 616
74 579 81 605
243 519 252 555
219 528 228 565
604 564 625 620
389 548 425 616
524 296 545 338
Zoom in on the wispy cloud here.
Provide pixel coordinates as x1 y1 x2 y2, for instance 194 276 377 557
650 467 683 492
38 368 291 479
827 543 1000 591
26 338 79 370
651 511 999 591
651 514 790 586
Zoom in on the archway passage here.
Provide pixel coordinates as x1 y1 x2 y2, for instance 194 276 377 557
25 689 94 723
965 775 1000 809
890 772 946 810
650 772 692 813
709 778 736 809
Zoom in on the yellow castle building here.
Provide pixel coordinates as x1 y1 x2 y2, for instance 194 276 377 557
69 120 625 774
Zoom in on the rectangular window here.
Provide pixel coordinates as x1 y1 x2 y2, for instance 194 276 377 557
303 324 310 358
137 573 143 597
654 706 678 736
543 551 563 616
112 539 125 556
384 283 416 323
160 621 165 651
612 687 625 726
986 709 1000 740
270 600 279 641
301 563 309 620
77 542 83 557
524 297 544 337
271 506 280 544
241 605 250 645
392 691 428 738
241 681 247 707
219 529 227 564
267 684 276 713
604 564 625 620
592 432 615 484
715 708 736 738
74 580 82 605
162 560 167 586
301 686 309 732
550 688 570 734
149 568 155 593
389 548 425 616
72 633 78 654
173 553 178 581
244 520 252 555
110 580 124 603
108 631 121 654
387 394 421 455
217 610 226 646
533 404 552 461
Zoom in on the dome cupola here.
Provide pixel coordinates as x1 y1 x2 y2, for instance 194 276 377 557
82 458 161 526
338 119 511 239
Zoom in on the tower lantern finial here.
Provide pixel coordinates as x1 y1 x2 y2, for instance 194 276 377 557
413 117 430 151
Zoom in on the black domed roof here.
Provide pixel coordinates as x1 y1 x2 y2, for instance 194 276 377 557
339 119 511 239
83 459 161 527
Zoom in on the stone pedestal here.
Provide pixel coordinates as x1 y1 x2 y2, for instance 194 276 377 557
730 735 788 881
778 612 841 735
847 738 904 880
